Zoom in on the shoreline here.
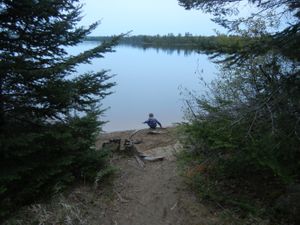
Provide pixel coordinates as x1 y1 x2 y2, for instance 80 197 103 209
100 126 175 135
96 126 178 150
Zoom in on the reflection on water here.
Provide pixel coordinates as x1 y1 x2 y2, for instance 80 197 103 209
122 44 196 57
68 42 217 132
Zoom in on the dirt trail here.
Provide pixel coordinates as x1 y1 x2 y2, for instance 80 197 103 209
5 127 270 225
93 127 220 225
3 127 222 225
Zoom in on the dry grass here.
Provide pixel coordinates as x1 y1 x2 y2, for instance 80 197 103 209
4 194 90 225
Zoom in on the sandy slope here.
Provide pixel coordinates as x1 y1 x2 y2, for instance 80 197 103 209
5 127 221 225
92 127 220 225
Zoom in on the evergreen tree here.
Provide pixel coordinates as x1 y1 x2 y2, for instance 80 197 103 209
178 0 300 181
178 0 300 221
178 0 300 62
0 0 120 218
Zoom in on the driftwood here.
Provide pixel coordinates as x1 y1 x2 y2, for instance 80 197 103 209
124 139 134 151
126 140 165 165
102 129 167 168
129 129 142 139
102 138 121 151
142 156 164 162
147 130 166 135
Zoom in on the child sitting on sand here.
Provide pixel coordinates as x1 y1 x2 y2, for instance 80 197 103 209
143 113 162 129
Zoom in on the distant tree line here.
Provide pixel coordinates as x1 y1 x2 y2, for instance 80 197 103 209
84 34 259 55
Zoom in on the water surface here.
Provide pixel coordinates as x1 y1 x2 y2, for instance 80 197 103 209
68 42 217 131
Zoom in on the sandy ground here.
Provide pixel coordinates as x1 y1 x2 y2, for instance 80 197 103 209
5 127 221 225
90 127 220 225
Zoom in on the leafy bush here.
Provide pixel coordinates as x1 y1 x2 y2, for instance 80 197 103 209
180 22 299 221
178 0 299 223
184 49 299 173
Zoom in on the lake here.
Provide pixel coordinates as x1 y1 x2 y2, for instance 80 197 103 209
68 42 217 132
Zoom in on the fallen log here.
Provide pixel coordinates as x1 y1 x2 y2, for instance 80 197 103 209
143 156 164 162
147 130 166 135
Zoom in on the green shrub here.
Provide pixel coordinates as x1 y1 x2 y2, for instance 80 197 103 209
0 113 113 219
0 0 120 220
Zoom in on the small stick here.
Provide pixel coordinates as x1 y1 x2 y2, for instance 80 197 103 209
171 202 178 210
134 154 145 168
114 191 129 203
185 100 197 118
129 129 142 139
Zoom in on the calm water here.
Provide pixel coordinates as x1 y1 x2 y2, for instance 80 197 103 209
68 42 217 132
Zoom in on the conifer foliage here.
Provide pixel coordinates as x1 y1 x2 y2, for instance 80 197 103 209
0 0 119 218
178 0 300 220
179 0 300 181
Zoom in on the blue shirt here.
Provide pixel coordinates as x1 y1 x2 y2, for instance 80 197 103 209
144 118 162 129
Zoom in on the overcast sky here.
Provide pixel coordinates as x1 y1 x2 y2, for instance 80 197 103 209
78 0 224 36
